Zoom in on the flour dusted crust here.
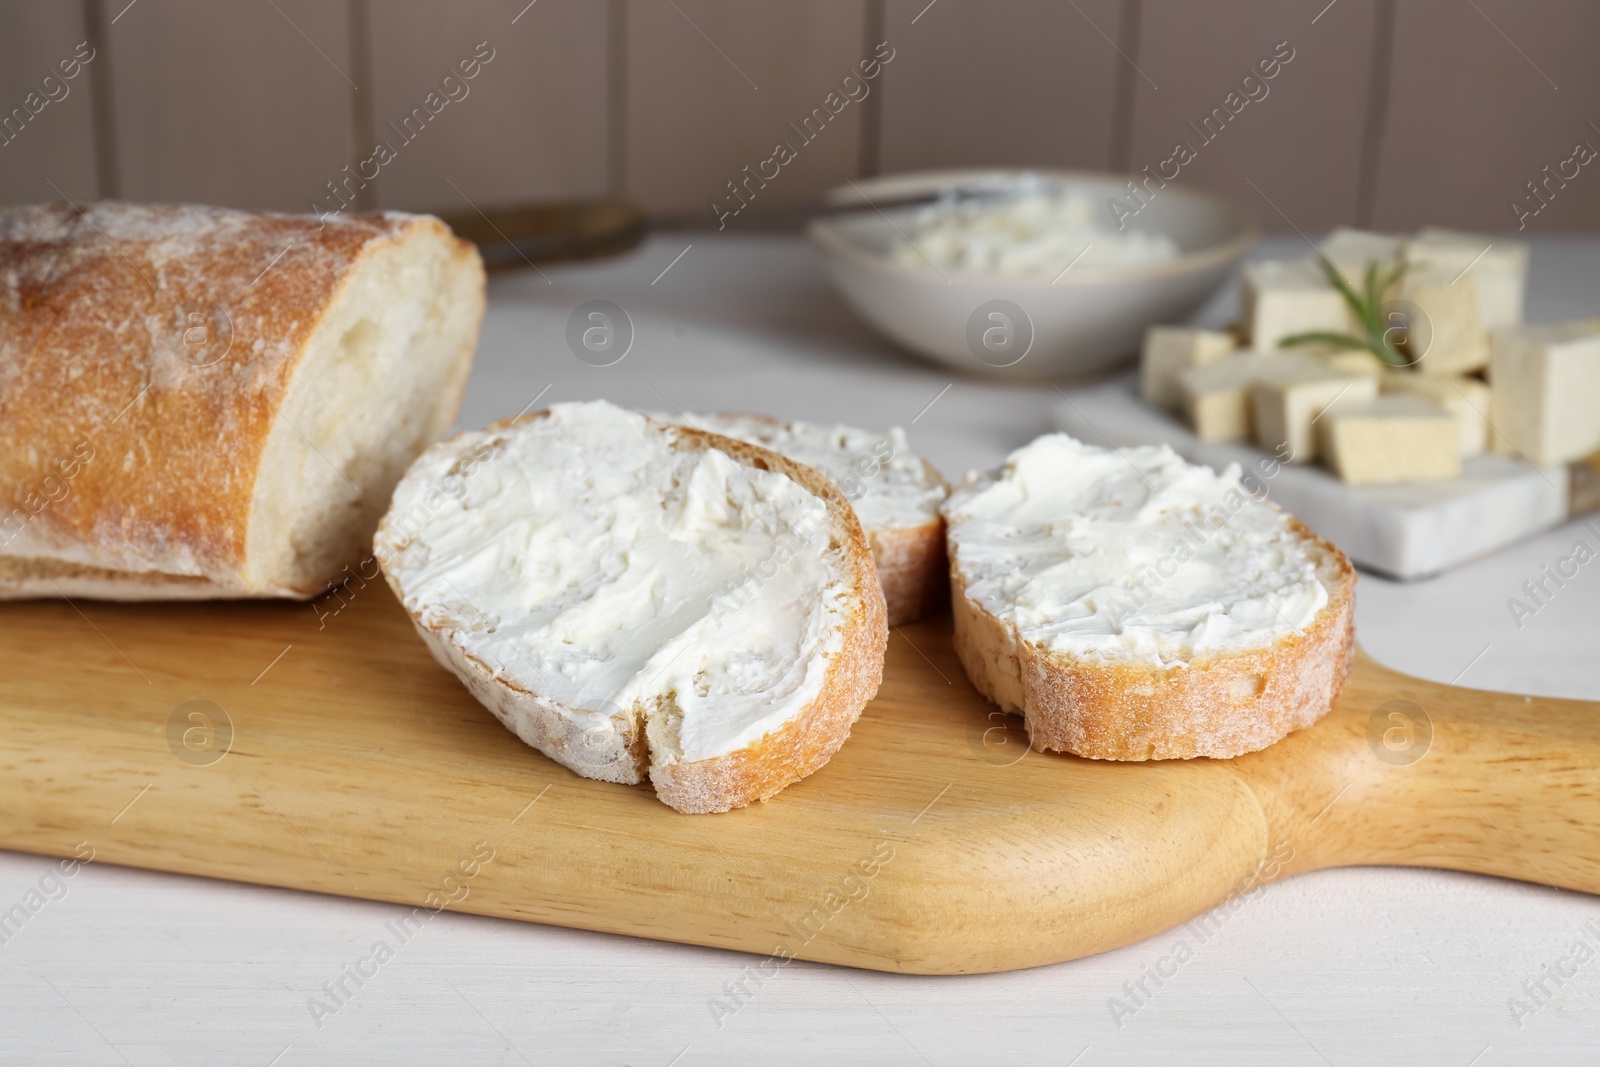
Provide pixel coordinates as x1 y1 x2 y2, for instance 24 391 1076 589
675 412 950 625
646 555 886 812
0 201 484 599
377 410 888 814
951 517 1355 760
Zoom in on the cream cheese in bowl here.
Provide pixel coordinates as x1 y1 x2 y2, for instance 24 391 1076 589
809 168 1256 378
889 177 1181 278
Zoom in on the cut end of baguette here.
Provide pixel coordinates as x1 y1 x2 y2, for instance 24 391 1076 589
248 215 484 594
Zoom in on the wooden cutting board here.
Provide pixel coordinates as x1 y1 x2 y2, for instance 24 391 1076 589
2 588 1597 975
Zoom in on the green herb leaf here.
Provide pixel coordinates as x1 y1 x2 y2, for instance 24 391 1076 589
1315 254 1365 317
1279 330 1372 351
1283 253 1415 371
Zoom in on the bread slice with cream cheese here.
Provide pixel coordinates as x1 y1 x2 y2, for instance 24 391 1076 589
943 434 1354 760
668 413 949 625
376 400 887 813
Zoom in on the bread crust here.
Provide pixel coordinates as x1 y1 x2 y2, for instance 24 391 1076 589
404 610 650 787
869 495 948 626
0 202 481 598
377 411 888 814
649 506 886 813
951 517 1356 760
0 555 256 600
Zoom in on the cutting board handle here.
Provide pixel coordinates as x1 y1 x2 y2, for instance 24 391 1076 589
1239 650 1600 894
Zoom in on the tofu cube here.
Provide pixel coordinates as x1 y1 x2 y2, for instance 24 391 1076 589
1140 327 1236 410
1242 260 1352 351
1319 395 1463 484
1396 266 1490 377
1311 346 1388 380
1319 228 1403 291
1250 359 1379 462
1404 228 1528 329
1489 322 1600 465
1178 352 1300 442
1379 373 1491 457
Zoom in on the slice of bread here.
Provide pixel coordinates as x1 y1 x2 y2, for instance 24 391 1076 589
0 202 484 599
943 434 1354 760
669 414 950 625
375 401 887 813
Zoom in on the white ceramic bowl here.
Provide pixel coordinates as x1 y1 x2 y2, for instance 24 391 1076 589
808 169 1257 379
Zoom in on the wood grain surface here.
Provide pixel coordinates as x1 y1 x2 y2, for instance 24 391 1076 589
1 586 1596 975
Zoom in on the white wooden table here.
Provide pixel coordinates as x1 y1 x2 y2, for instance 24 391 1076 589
3 234 1597 1066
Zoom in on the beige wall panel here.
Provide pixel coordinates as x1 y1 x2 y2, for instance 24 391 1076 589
877 0 1124 174
0 2 100 206
1371 0 1600 232
104 0 355 212
1128 0 1379 233
625 0 869 222
366 0 609 213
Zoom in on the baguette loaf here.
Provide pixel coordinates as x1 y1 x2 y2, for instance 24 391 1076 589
0 201 484 599
375 401 887 813
667 413 949 624
944 434 1354 760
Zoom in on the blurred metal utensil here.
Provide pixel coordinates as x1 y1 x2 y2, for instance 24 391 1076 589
437 198 646 272
815 186 1033 218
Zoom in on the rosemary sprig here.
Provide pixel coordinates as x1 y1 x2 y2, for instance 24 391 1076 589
1279 254 1413 368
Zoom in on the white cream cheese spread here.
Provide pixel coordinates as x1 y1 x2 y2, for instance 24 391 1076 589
382 401 853 763
889 176 1181 277
943 434 1328 668
677 414 944 534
